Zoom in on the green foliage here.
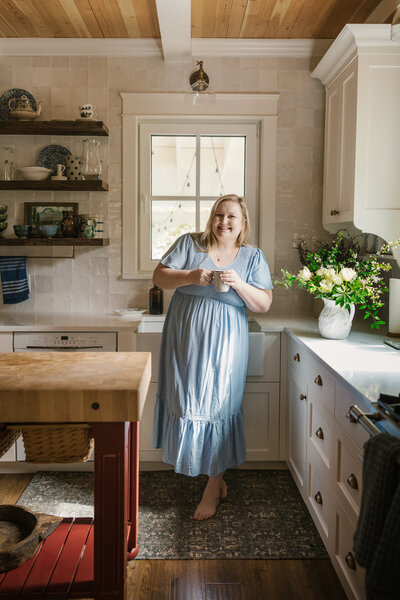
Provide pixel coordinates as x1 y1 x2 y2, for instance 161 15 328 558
275 231 400 329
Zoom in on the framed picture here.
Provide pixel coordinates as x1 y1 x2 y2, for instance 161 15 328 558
24 202 79 237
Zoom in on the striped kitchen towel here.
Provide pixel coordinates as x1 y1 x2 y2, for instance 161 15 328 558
0 257 29 304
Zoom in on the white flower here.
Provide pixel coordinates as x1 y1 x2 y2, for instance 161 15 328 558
332 273 343 286
316 267 326 277
298 266 311 281
340 268 357 282
324 268 336 281
319 280 334 293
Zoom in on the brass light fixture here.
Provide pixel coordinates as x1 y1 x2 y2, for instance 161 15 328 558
189 61 209 92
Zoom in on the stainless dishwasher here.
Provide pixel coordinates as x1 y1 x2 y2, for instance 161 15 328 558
13 331 117 352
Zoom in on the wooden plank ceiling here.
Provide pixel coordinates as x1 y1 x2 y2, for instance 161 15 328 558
0 0 393 39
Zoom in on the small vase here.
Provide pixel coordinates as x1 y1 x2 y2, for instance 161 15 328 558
61 211 80 238
318 298 355 339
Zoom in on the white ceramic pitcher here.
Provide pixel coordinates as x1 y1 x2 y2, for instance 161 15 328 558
318 298 355 339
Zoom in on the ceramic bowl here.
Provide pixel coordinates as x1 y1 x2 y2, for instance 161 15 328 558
0 204 8 214
37 224 58 238
18 167 52 181
0 213 7 222
13 225 32 238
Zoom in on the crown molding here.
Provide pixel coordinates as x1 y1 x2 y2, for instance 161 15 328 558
0 36 332 59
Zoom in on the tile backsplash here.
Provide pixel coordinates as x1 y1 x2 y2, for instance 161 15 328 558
0 54 330 317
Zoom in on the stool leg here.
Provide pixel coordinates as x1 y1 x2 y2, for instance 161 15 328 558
93 422 128 600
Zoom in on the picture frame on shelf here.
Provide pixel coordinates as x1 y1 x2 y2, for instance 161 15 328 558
24 202 79 237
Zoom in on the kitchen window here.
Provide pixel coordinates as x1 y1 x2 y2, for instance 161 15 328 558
121 93 279 278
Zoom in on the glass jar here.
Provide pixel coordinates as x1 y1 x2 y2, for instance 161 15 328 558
81 138 102 180
149 285 163 314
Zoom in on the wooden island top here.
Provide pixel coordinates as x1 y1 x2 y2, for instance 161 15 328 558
0 351 152 600
0 352 151 423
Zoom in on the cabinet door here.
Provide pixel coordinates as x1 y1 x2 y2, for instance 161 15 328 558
323 82 342 223
334 501 366 600
287 367 308 494
243 382 279 461
139 381 162 462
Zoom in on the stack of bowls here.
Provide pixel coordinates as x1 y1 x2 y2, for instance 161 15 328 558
0 204 8 235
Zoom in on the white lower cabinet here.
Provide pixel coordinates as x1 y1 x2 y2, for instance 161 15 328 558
286 332 367 600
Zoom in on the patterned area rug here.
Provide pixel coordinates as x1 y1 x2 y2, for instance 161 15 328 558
17 469 328 560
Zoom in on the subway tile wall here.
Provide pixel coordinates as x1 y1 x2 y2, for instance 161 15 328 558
0 54 331 316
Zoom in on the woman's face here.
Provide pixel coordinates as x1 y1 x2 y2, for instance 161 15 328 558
211 200 244 243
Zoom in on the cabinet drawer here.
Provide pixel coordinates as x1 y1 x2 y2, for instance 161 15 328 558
307 355 335 414
335 381 371 449
287 335 305 377
334 502 366 600
335 425 363 519
309 399 334 471
307 457 332 546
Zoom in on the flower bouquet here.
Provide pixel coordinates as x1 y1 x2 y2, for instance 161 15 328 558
275 231 400 334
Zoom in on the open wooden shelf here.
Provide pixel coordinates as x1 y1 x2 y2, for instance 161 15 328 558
0 120 109 136
0 237 109 246
0 180 108 191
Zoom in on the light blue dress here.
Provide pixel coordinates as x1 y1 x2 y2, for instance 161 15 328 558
152 234 273 477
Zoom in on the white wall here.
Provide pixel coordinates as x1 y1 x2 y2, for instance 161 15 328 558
0 54 329 316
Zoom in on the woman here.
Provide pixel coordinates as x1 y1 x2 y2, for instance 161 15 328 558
152 194 273 521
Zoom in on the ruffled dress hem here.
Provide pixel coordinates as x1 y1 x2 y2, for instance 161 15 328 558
152 394 247 477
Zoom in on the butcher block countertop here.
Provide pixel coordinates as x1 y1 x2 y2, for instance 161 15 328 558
0 351 151 423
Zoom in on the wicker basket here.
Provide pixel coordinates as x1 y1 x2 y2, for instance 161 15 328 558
7 424 93 463
0 425 20 459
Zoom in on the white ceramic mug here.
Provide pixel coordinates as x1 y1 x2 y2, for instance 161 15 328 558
79 104 97 119
213 270 229 292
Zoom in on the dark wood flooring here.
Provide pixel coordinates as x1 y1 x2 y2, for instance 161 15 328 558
0 474 347 600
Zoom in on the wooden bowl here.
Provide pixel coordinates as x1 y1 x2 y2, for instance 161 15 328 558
0 505 62 573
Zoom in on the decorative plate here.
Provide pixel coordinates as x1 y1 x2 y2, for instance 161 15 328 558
0 88 37 121
113 308 147 318
35 145 71 175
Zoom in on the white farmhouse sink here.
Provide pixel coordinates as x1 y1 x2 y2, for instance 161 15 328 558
138 316 165 333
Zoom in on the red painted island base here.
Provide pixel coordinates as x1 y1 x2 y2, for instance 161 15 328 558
0 422 139 600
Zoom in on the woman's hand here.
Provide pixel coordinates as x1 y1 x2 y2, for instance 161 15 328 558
218 269 244 291
191 268 214 286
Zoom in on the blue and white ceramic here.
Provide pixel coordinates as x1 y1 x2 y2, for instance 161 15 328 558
35 145 71 175
0 89 37 121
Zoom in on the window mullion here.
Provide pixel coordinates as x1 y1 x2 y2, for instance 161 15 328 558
195 134 201 230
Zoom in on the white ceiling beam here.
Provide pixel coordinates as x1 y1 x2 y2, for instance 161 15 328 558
155 0 191 62
365 0 400 23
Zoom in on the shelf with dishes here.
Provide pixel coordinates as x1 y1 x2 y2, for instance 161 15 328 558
0 237 109 246
0 180 108 191
0 120 109 136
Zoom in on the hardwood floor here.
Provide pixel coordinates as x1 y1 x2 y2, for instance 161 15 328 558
0 474 347 600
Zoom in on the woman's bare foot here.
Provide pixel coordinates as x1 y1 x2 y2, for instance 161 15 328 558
193 476 227 520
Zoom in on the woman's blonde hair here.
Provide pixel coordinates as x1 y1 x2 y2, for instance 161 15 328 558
191 194 251 252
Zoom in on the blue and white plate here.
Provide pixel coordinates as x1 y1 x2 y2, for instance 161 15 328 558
35 145 71 174
0 88 37 121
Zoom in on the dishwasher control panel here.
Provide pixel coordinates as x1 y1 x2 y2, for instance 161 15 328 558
13 331 117 352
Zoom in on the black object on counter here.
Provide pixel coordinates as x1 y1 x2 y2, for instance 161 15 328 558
149 285 163 314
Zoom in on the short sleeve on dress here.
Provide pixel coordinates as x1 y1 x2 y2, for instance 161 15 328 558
248 249 274 289
160 234 191 270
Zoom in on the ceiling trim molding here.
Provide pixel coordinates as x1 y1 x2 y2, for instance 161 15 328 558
0 37 332 59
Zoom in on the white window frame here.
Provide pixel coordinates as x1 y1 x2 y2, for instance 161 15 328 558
121 93 279 278
139 121 258 271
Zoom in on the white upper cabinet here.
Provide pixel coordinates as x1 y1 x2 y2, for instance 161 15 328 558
312 24 400 264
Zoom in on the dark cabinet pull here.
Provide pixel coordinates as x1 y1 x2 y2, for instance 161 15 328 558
330 209 339 216
316 427 324 440
294 353 300 362
347 473 358 490
345 552 356 570
314 491 323 505
299 393 307 401
314 375 323 386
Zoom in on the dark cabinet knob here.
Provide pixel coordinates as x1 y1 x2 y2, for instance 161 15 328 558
294 353 300 362
345 552 356 570
330 209 339 216
314 491 323 505
314 375 323 386
347 473 358 490
299 393 307 401
316 427 324 440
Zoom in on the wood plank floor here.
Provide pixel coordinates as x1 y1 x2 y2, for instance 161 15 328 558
0 474 347 600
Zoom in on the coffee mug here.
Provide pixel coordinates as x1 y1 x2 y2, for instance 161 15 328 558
79 104 96 119
213 271 229 293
